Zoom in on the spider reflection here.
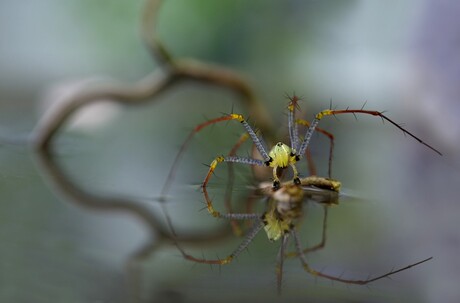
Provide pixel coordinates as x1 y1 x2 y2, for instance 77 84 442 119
174 177 431 294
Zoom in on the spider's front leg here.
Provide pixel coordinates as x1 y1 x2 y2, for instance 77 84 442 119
202 155 265 189
162 112 272 198
178 186 265 265
201 113 274 188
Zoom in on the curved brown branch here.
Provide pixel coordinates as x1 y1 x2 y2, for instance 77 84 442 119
141 0 174 67
33 148 233 245
174 59 272 134
30 70 174 150
29 0 272 153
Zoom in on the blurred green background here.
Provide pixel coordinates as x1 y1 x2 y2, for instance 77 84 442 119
1 0 459 302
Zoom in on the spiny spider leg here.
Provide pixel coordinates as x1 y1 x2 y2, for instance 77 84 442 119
200 113 272 189
287 96 337 180
296 109 442 159
161 113 270 197
287 95 301 152
161 115 236 197
178 218 264 265
291 228 433 285
203 156 265 189
296 119 335 178
287 96 319 176
174 187 264 265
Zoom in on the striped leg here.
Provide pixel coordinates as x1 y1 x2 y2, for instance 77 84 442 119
287 95 300 152
161 113 271 197
202 156 265 189
287 95 335 178
296 119 335 178
177 186 264 265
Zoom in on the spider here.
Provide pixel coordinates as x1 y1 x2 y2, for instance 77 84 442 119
162 95 441 198
199 96 441 191
161 96 439 293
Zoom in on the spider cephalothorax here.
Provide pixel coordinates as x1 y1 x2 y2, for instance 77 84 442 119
265 142 301 189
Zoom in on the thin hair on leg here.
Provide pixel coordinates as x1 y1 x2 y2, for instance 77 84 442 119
161 115 241 198
291 228 432 285
178 219 265 265
287 95 301 152
296 119 335 178
296 108 441 160
202 156 265 189
161 112 271 198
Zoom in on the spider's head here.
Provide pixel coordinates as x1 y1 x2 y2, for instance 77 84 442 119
268 142 296 168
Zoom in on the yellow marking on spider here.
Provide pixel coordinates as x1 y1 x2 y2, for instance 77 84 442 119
222 256 233 264
207 206 221 218
266 142 300 187
229 113 244 122
210 156 225 170
295 119 310 126
315 109 334 120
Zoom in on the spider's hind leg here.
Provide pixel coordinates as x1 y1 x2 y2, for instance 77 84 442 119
291 228 432 285
178 215 265 265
